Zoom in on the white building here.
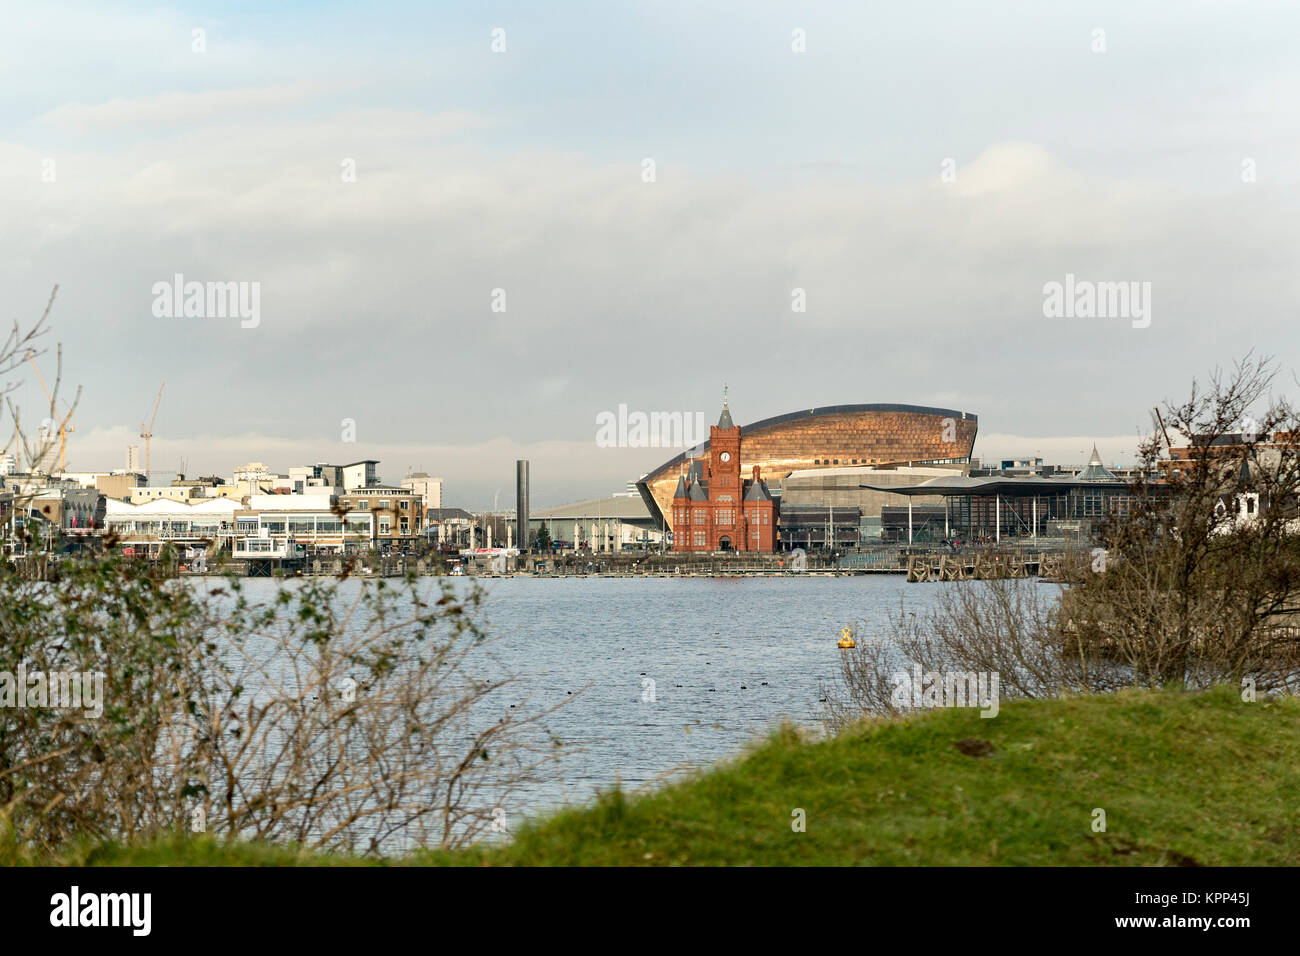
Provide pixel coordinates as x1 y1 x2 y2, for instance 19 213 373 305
130 485 205 505
105 498 241 556
54 471 110 489
233 461 272 483
243 493 373 551
103 494 378 556
400 472 443 511
336 460 379 490
289 466 332 494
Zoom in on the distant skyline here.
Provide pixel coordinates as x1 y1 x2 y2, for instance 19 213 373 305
4 2 1298 508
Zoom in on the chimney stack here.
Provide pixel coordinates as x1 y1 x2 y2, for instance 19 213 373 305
516 460 530 553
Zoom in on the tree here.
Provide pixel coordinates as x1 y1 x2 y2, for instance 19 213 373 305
824 354 1300 730
1 560 579 855
0 291 580 858
1061 353 1300 693
534 523 551 552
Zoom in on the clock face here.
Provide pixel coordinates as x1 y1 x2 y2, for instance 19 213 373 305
720 452 731 462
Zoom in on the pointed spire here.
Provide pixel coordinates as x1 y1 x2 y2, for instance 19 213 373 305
1078 444 1117 482
717 383 734 430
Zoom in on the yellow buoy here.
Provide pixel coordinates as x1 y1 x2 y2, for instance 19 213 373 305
837 626 856 649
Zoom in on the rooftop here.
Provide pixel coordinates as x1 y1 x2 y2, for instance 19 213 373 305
531 495 654 521
860 473 1132 497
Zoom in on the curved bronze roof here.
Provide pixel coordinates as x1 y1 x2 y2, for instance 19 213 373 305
643 403 977 478
637 403 978 529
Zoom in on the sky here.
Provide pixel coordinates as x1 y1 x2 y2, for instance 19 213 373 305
2 1 1298 508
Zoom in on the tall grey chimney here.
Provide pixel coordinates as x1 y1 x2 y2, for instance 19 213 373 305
516 459 530 553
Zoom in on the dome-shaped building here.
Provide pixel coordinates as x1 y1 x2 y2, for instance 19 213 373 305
636 401 978 533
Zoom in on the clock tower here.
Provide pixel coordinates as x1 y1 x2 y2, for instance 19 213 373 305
671 387 778 553
710 387 741 492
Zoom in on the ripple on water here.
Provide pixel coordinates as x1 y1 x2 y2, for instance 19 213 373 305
200 575 954 821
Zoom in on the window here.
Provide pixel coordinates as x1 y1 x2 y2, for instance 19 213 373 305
693 531 705 546
400 500 409 510
379 518 391 535
694 509 704 524
357 500 368 509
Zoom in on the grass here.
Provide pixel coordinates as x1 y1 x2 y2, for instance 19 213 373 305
8 686 1299 866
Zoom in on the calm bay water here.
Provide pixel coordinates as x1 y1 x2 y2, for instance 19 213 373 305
213 575 953 825
429 576 946 816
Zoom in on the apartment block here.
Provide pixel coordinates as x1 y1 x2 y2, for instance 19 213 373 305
338 486 422 546
400 471 443 511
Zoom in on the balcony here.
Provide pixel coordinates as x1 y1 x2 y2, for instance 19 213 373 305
233 537 306 560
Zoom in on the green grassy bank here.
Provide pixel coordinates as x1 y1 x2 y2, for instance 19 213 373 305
9 686 1298 866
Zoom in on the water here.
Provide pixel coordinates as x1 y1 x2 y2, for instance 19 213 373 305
471 575 882 808
223 575 951 821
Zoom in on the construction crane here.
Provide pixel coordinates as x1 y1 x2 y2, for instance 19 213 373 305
4 398 24 474
140 382 165 479
25 349 78 473
1153 406 1173 453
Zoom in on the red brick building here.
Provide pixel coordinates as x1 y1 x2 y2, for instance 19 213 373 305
671 399 778 552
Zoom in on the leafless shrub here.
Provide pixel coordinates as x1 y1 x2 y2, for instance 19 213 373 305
1063 353 1300 694
822 578 1112 730
2 568 579 857
825 355 1300 729
1 288 576 857
168 576 577 853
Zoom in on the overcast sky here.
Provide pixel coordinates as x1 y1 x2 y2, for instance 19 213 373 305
2 1 1298 508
